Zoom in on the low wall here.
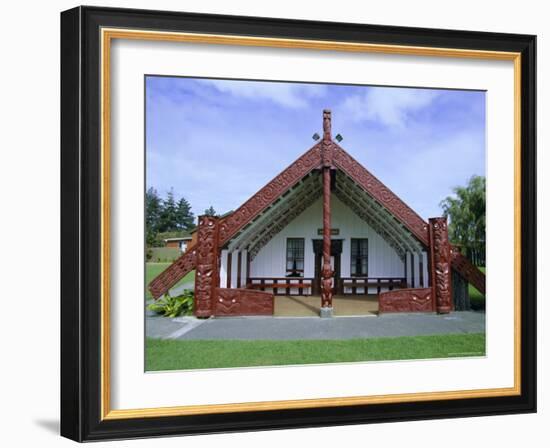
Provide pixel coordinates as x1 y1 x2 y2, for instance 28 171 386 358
378 287 434 313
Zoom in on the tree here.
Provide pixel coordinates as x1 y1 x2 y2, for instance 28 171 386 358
146 187 197 246
204 205 217 217
440 175 486 266
145 187 162 246
158 189 178 232
175 197 195 231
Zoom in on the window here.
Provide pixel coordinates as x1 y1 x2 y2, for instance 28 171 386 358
286 238 304 276
351 238 368 276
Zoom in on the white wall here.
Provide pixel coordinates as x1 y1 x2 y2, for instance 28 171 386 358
220 249 229 287
230 250 239 287
250 194 405 280
1 1 546 448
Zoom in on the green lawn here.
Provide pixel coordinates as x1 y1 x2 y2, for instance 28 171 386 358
145 262 195 300
469 266 486 311
146 333 486 371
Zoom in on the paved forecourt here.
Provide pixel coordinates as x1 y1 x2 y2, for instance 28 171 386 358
146 311 485 341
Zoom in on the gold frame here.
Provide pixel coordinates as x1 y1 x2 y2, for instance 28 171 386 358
100 28 522 421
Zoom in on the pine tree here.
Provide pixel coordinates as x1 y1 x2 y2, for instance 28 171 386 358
204 206 217 217
159 189 178 232
176 197 195 230
145 187 162 246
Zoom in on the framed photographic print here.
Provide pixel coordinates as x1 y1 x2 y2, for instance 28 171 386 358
60 6 536 442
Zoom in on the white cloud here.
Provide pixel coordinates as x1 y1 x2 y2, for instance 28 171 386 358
340 87 439 128
202 79 327 108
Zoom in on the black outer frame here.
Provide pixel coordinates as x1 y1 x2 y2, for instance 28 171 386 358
60 5 537 442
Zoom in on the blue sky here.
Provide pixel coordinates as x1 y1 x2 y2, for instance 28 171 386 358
146 76 485 221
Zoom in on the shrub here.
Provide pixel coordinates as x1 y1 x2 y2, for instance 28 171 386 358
470 295 486 311
148 290 194 317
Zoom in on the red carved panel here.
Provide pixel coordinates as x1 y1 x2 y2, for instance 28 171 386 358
379 287 434 313
429 217 452 314
451 246 486 294
218 143 322 245
194 216 220 318
149 246 197 300
214 288 274 316
332 145 429 245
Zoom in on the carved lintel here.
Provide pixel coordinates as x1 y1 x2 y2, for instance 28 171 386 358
194 215 220 317
429 217 452 314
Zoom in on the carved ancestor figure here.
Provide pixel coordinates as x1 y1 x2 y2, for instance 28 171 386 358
429 217 452 313
323 109 332 141
321 265 334 308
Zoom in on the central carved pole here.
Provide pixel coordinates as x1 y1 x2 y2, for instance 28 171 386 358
321 167 333 309
320 109 334 317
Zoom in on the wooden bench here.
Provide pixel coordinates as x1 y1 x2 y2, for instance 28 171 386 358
247 278 314 295
341 277 406 294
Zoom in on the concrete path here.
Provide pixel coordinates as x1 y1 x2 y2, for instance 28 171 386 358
146 312 207 339
146 311 485 340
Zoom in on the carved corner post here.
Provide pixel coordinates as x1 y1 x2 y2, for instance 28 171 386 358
428 217 452 314
194 215 220 318
320 109 334 317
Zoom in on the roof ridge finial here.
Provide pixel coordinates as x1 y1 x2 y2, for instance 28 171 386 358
323 109 331 141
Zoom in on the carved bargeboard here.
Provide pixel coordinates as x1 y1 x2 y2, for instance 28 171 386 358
378 287 434 313
218 143 322 245
332 145 429 246
214 288 274 316
194 216 220 317
429 217 452 313
148 246 197 300
451 246 486 295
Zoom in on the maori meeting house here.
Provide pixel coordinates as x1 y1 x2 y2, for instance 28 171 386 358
149 110 485 318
